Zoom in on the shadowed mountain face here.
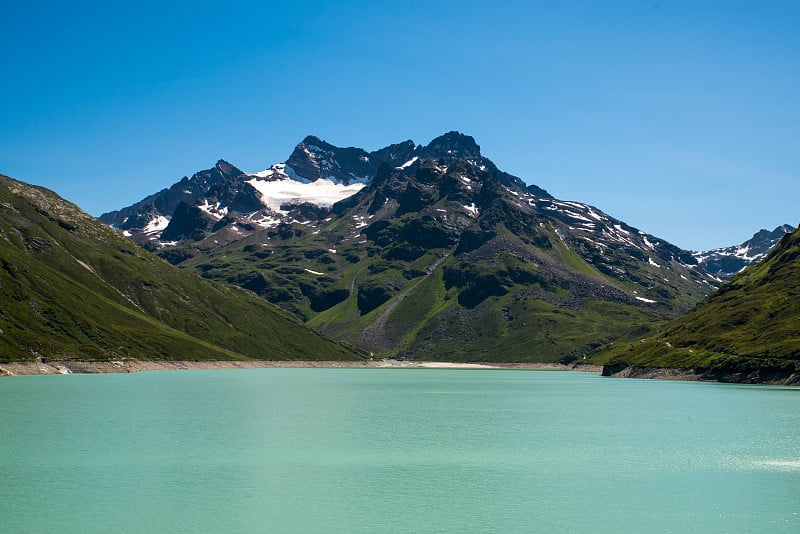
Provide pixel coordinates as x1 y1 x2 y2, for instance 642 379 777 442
101 159 246 230
129 132 724 363
594 226 800 383
0 174 360 363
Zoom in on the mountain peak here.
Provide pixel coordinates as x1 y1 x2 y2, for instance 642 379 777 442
423 131 481 160
693 223 795 277
298 135 327 148
214 159 243 177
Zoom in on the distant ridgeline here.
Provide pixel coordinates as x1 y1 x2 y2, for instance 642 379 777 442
100 131 792 367
0 174 361 364
594 226 800 385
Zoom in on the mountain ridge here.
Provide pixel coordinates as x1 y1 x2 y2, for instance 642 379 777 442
99 132 552 249
693 224 795 277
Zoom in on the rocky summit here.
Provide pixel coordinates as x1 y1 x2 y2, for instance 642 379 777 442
100 132 741 363
693 224 795 277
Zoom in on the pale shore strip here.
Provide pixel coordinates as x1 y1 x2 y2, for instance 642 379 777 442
0 359 602 376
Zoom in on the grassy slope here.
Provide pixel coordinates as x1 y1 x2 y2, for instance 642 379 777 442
178 206 703 363
217 225 673 363
362 251 665 363
590 226 800 373
0 175 361 362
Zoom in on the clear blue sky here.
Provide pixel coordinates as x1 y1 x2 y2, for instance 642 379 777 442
2 0 798 250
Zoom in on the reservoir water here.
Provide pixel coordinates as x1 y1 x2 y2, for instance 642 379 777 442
1 369 799 533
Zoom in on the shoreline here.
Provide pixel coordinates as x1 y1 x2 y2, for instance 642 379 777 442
0 359 602 376
6 360 795 386
602 364 800 386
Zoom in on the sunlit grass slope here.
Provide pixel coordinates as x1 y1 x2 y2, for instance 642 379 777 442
0 174 361 362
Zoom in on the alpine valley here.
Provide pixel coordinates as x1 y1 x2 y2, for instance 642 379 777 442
99 132 795 365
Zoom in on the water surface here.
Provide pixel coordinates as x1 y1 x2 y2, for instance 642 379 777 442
1 369 799 532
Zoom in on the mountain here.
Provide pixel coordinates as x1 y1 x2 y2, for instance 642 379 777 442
98 137 416 247
100 159 245 230
99 132 553 251
596 226 800 384
133 132 721 363
693 224 795 277
0 174 360 363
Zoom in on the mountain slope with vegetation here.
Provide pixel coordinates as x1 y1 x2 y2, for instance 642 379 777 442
150 133 720 363
0 174 360 363
593 226 800 383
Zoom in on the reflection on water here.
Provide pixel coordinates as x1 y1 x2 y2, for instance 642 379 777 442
749 459 800 471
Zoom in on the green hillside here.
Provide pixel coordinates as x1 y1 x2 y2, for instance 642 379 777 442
591 226 800 379
0 174 361 363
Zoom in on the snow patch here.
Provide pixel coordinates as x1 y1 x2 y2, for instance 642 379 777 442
613 224 630 235
247 213 282 229
144 215 171 234
247 177 365 213
635 296 657 304
352 214 369 229
304 268 325 276
198 200 227 220
396 156 418 169
463 203 479 217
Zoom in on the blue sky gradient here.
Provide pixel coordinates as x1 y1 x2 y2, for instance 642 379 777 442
2 0 798 250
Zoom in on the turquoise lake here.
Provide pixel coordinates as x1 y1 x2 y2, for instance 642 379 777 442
1 369 799 533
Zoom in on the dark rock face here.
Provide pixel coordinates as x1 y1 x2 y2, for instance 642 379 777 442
160 202 212 241
119 204 160 231
283 203 328 223
286 135 418 185
286 136 370 184
206 178 263 214
420 131 482 160
100 160 244 228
